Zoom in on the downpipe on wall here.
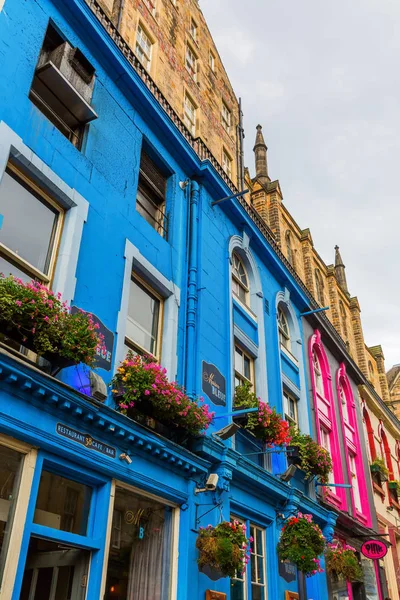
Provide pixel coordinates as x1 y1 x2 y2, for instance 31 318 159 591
184 180 200 398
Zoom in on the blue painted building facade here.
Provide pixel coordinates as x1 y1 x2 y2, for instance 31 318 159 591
0 0 344 599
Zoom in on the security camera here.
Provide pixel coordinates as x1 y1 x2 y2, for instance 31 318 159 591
119 453 132 464
206 473 219 491
195 473 219 494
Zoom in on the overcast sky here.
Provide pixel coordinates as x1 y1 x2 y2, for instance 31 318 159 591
201 0 400 370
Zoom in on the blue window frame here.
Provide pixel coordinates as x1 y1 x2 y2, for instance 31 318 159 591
11 452 111 600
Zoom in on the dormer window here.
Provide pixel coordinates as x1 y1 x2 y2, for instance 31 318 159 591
232 252 249 305
29 23 97 150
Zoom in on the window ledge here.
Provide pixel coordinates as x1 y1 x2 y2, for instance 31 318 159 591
233 297 258 324
325 490 343 509
355 510 368 525
280 345 299 368
373 481 385 499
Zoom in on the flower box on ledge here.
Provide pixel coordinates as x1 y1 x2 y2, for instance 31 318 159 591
112 353 214 444
0 275 104 374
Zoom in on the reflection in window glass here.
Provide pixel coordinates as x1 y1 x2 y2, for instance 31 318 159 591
126 277 161 358
19 538 90 600
34 471 92 536
104 487 173 600
0 445 22 586
234 345 253 388
0 169 59 276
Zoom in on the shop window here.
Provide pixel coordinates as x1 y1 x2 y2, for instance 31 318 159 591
125 274 163 360
34 471 92 536
232 252 249 306
0 163 64 284
234 344 254 389
19 538 90 600
135 24 153 71
0 445 23 585
29 23 97 149
136 149 168 237
278 307 290 351
104 486 174 600
283 390 298 427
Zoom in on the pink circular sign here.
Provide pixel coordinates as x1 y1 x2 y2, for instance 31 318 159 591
361 539 388 560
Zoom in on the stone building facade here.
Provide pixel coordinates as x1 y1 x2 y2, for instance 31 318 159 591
95 0 241 186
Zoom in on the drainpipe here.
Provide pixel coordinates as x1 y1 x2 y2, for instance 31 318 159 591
117 0 125 31
185 180 200 398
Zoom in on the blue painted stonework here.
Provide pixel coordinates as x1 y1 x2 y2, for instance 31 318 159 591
0 0 337 599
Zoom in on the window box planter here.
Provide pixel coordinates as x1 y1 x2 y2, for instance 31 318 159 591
286 446 303 467
388 481 399 491
232 405 250 427
287 433 333 483
123 398 190 445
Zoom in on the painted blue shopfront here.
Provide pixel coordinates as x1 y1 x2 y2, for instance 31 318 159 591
0 0 338 598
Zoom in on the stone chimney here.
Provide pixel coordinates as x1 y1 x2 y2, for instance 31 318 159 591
253 125 270 185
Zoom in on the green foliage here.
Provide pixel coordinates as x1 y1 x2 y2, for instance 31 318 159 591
0 275 102 366
277 513 325 576
370 457 389 478
289 428 333 483
196 520 249 578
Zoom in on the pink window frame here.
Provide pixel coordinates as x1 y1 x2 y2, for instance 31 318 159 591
309 329 346 509
336 363 372 527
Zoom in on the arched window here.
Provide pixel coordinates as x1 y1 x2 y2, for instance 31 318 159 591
315 269 325 306
285 230 295 268
339 301 348 339
232 252 249 305
309 331 346 508
363 408 376 462
312 349 324 397
337 366 370 522
278 307 290 350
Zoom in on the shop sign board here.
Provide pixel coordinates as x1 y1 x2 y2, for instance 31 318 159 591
361 539 388 560
279 560 297 583
56 423 116 458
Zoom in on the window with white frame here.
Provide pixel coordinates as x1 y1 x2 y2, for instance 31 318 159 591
135 24 153 71
349 452 362 512
231 252 249 305
221 101 231 134
125 274 163 359
185 43 197 80
278 307 290 350
339 383 349 423
283 389 298 427
231 518 266 600
105 486 175 600
313 349 324 397
234 344 254 389
320 425 334 484
143 0 156 15
0 163 64 284
189 18 197 41
209 49 215 71
183 92 196 135
222 148 232 178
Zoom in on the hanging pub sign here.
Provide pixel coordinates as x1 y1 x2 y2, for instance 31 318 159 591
279 560 297 583
70 306 114 371
202 361 226 406
361 539 388 560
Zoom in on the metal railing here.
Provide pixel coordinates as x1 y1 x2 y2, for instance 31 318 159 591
83 0 349 354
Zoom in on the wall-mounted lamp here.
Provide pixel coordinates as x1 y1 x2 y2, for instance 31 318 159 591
179 179 190 190
119 452 132 464
195 473 219 494
213 423 240 440
279 464 298 483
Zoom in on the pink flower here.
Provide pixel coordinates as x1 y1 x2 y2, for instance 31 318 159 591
15 300 22 307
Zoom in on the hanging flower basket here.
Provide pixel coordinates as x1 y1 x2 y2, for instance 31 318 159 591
196 521 251 579
370 458 389 483
288 431 333 483
277 513 325 577
0 275 104 369
233 383 291 446
326 543 363 582
111 353 214 438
